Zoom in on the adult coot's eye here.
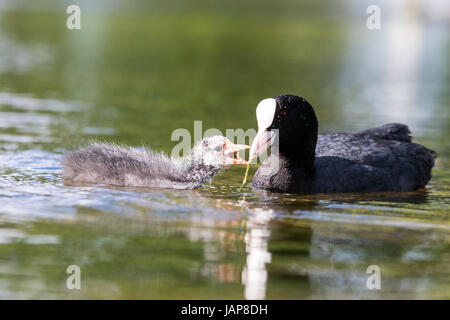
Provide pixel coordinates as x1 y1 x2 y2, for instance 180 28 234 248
280 111 287 118
214 146 223 152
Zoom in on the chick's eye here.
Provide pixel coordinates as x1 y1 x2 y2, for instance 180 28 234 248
214 146 223 152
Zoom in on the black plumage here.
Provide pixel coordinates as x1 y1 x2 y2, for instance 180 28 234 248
251 95 436 193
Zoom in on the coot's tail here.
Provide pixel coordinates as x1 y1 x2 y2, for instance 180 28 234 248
356 123 412 142
357 123 436 189
357 123 436 158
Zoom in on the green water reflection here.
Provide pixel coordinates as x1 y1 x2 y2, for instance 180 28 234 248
0 1 448 299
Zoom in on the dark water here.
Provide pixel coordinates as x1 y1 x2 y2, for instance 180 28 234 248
0 1 449 299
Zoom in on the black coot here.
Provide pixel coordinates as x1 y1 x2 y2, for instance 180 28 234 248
249 95 436 193
63 136 248 189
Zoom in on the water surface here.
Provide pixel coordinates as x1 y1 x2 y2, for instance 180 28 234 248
0 1 448 299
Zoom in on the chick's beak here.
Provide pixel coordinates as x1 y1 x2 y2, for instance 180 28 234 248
224 141 249 165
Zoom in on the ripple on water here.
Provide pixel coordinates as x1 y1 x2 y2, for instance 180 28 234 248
0 91 88 150
0 92 84 113
0 36 50 75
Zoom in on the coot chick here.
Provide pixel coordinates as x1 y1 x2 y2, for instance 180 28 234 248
63 136 248 189
249 95 436 193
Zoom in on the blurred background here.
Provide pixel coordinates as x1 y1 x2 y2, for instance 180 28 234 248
0 0 448 299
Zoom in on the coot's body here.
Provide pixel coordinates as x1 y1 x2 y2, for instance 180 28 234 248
249 95 436 194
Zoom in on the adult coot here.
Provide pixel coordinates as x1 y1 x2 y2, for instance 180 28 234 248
63 136 248 189
249 94 436 193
